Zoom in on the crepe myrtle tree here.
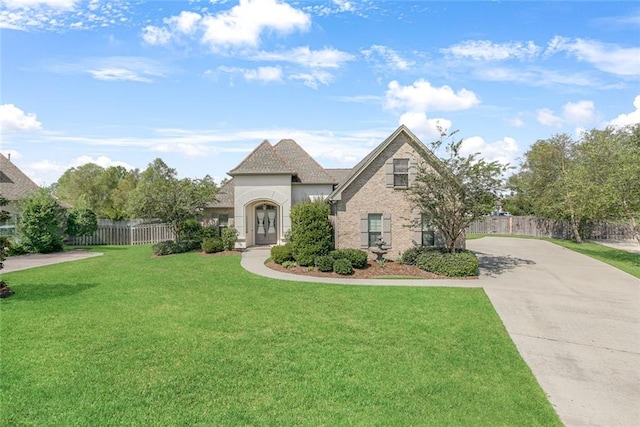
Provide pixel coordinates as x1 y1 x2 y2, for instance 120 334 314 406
128 158 218 239
408 129 509 252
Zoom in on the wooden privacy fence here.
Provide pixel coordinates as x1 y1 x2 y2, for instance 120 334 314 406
466 216 635 240
67 220 175 246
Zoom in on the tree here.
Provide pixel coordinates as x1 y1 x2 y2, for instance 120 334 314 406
289 200 333 266
66 207 98 238
0 196 11 270
18 189 66 253
408 130 508 252
128 158 218 238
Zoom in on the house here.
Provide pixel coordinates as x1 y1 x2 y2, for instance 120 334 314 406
0 153 39 215
204 125 463 258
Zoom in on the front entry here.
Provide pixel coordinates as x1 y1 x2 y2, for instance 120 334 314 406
255 204 277 245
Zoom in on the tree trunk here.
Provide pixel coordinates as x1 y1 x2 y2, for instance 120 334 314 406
570 212 582 243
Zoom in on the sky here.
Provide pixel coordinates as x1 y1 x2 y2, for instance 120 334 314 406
1 0 639 186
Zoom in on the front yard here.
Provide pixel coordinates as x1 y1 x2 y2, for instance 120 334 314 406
0 245 560 425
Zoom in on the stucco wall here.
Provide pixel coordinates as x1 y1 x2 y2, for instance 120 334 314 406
292 184 335 204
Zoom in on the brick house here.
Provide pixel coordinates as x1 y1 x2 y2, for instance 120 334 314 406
205 125 463 258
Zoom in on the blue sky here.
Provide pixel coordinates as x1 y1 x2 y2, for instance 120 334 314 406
1 0 639 186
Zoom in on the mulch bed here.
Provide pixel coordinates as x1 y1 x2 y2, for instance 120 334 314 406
265 259 474 280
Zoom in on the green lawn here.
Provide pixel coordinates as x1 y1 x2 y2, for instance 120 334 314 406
468 233 640 279
1 246 560 426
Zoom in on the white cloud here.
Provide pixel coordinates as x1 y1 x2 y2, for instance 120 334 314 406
536 108 564 127
0 104 42 131
87 68 152 83
362 45 414 70
385 79 480 112
608 95 640 127
332 0 354 12
215 65 283 83
537 100 598 128
399 112 451 141
290 70 333 89
22 155 134 186
546 36 640 77
46 56 168 83
460 136 519 166
69 155 133 170
143 0 311 51
442 40 541 61
251 46 354 68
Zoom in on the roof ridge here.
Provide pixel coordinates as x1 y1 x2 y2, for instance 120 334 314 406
273 138 337 183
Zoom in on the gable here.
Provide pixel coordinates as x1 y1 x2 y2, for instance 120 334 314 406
0 153 39 201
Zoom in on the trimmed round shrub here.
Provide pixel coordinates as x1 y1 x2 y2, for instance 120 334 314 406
221 227 238 251
333 258 353 275
315 255 335 272
202 238 224 253
415 250 478 277
330 249 368 269
400 246 437 266
271 244 294 264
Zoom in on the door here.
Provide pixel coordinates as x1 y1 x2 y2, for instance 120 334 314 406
255 204 277 245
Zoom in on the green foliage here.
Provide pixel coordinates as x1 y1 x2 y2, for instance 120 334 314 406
202 225 220 240
332 258 353 275
330 248 368 269
17 189 66 253
179 219 204 241
290 200 333 266
128 158 218 237
400 246 438 266
0 196 10 270
415 250 478 277
201 238 224 254
314 255 335 272
281 260 297 269
66 207 98 238
408 129 508 252
152 239 201 256
221 227 238 251
270 244 294 265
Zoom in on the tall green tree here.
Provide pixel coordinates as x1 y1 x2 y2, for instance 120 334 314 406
18 189 67 253
289 200 333 266
408 130 508 252
128 158 218 238
66 207 98 239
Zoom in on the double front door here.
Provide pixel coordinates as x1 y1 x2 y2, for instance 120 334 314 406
255 204 277 245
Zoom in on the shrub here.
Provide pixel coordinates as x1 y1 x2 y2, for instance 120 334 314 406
18 189 66 253
179 219 204 241
330 249 368 269
202 225 220 240
290 200 333 266
400 246 438 266
315 255 335 272
152 239 201 256
221 227 238 251
66 207 98 238
281 260 297 269
270 244 294 264
153 240 175 256
415 250 478 277
202 238 224 253
333 258 353 275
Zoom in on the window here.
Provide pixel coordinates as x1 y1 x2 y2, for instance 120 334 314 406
218 214 229 227
368 213 382 247
421 213 435 247
393 159 409 187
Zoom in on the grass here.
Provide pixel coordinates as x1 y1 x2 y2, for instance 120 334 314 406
468 233 639 279
1 246 561 426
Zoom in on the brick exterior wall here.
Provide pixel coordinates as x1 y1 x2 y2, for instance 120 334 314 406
333 133 423 260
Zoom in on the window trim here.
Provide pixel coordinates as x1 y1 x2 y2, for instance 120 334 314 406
393 158 409 188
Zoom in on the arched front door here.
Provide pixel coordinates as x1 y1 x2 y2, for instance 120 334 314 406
255 204 277 245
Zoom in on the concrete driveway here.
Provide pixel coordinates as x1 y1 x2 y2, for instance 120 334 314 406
1 250 103 273
469 237 639 427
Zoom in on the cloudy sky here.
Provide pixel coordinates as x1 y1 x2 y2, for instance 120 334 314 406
1 0 639 185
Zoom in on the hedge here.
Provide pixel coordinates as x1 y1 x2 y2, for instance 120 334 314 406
415 250 478 277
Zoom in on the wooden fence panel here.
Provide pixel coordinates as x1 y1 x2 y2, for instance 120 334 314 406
67 221 175 246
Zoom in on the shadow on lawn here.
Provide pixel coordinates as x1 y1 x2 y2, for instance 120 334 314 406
8 282 99 301
474 251 536 276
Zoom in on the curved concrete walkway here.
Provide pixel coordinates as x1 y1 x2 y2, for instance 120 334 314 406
242 238 640 427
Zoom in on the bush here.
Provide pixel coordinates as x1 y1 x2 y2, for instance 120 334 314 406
179 219 204 241
18 189 66 253
315 255 335 272
281 260 297 269
221 227 238 251
330 249 368 269
152 239 201 256
202 238 224 253
415 250 478 277
290 200 333 266
202 225 220 240
66 207 98 238
333 258 353 275
153 240 175 256
400 246 438 266
271 244 294 264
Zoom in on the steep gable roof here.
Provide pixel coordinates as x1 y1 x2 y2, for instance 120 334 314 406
273 139 337 184
326 168 352 185
328 125 443 201
228 140 295 176
205 178 234 208
0 153 39 201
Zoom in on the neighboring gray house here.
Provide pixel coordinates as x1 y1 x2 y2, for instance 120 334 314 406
0 153 39 215
205 125 462 258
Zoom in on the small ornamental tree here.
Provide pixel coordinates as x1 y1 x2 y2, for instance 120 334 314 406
18 189 66 253
408 130 508 252
289 200 333 266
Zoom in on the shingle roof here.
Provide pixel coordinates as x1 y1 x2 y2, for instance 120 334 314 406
325 168 352 185
205 178 234 208
0 153 39 201
273 139 337 184
228 140 295 176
